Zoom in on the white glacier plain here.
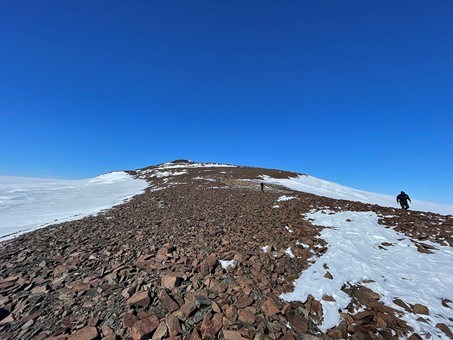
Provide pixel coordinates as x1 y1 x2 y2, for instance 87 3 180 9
0 172 148 240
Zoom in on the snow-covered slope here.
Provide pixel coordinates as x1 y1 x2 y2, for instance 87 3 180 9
261 175 453 215
280 210 453 337
0 172 148 240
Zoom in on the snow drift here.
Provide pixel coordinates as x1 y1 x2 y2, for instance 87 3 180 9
261 174 453 216
0 172 148 240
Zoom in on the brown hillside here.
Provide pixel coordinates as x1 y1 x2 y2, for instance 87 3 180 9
1 161 451 339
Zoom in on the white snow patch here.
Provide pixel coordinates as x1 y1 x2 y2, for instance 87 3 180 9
285 226 293 233
261 175 453 215
193 176 216 182
219 260 236 270
273 205 280 209
262 245 270 253
0 172 148 240
156 162 236 169
296 240 309 248
280 210 453 337
285 247 295 258
278 195 296 202
149 170 188 178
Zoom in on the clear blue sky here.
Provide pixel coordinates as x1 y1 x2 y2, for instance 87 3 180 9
1 1 452 203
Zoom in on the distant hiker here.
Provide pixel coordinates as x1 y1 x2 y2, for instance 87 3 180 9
397 191 411 210
260 182 264 192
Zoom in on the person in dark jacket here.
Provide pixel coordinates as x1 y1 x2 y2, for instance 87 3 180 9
397 191 411 210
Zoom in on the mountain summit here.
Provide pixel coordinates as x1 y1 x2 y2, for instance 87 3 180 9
1 161 452 339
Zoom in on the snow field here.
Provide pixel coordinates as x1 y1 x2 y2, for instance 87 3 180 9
261 175 453 215
0 172 148 240
280 210 453 338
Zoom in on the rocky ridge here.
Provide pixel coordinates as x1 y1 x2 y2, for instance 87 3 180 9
0 161 452 340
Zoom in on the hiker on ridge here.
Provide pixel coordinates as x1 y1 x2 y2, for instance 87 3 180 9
397 191 411 210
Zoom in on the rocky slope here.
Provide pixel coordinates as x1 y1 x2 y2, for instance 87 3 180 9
0 161 452 340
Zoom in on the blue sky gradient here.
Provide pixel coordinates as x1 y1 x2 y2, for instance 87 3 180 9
1 1 452 203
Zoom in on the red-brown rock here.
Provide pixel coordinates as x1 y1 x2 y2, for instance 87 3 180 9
161 274 182 290
158 289 179 313
165 314 181 336
238 309 256 324
200 312 223 339
287 312 308 333
151 322 167 340
126 291 150 307
123 312 139 328
199 253 218 275
131 315 159 340
174 299 196 321
68 326 98 340
235 296 254 309
261 298 280 316
413 304 429 315
223 330 247 340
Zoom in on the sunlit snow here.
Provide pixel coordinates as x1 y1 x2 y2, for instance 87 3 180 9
280 210 453 338
0 172 148 240
155 162 236 169
261 175 453 215
285 247 295 258
219 259 236 270
277 195 296 202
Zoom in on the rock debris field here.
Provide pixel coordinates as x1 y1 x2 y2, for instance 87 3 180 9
1 161 452 340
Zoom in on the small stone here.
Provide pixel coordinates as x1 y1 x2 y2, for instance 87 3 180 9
126 291 150 307
131 315 159 340
287 312 308 333
376 316 387 329
327 330 343 339
69 280 90 293
354 311 371 321
324 272 333 279
165 314 181 336
21 319 34 330
174 300 196 321
225 306 237 321
152 322 167 340
280 335 296 340
161 274 182 290
68 326 99 340
238 309 256 324
209 279 226 293
436 323 453 338
393 298 412 312
200 312 222 339
235 296 254 309
212 301 222 313
413 304 429 315
102 335 116 340
322 295 335 302
199 253 217 275
101 324 114 337
31 285 48 294
261 298 280 316
195 294 211 308
123 312 139 328
189 328 202 340
223 330 247 340
158 290 179 313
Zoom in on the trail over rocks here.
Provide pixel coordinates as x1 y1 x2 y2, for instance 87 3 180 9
1 161 452 339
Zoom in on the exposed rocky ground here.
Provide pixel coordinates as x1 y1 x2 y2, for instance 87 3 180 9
1 161 452 340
